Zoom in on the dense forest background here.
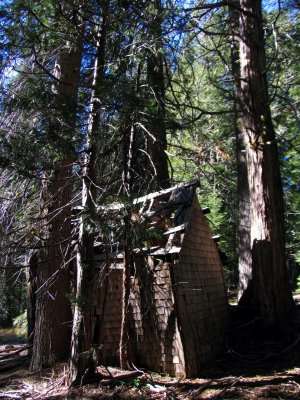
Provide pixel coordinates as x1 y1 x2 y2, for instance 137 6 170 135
0 0 299 386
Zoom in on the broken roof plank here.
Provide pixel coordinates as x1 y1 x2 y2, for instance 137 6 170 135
163 223 187 235
134 179 199 205
97 203 124 212
133 246 160 255
150 246 182 256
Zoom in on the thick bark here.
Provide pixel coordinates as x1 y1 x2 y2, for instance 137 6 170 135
30 19 83 371
27 253 37 345
239 0 295 335
229 0 251 301
68 3 108 385
146 0 170 189
30 166 73 370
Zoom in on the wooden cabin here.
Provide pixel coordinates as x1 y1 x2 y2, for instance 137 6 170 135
93 180 229 378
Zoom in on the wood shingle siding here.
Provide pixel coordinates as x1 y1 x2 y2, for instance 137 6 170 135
93 180 229 377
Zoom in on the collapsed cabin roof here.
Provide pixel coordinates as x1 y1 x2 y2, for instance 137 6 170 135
93 179 203 260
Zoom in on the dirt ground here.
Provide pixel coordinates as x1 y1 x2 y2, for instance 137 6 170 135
1 351 300 399
1 304 300 399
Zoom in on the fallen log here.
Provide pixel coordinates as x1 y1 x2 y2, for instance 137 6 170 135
0 393 22 399
0 355 29 372
100 370 143 386
0 345 31 360
0 346 20 354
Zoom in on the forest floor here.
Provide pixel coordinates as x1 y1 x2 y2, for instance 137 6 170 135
1 300 300 399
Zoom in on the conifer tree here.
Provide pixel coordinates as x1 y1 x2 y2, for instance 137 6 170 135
30 2 83 370
238 0 295 335
68 0 108 385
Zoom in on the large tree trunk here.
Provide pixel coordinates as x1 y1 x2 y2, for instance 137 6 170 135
27 253 37 345
30 17 83 371
68 4 108 385
239 0 295 335
30 166 73 370
229 0 252 302
146 0 170 189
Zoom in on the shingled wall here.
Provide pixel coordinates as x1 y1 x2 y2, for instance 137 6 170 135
129 256 186 377
128 197 228 377
171 196 228 377
94 188 228 377
95 263 124 365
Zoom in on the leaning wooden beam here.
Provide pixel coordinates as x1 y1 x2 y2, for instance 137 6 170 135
134 179 199 205
163 223 187 235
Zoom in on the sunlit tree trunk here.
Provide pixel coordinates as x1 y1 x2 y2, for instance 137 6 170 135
239 0 295 335
229 0 252 302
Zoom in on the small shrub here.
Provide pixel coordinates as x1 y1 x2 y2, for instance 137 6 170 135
13 310 27 337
